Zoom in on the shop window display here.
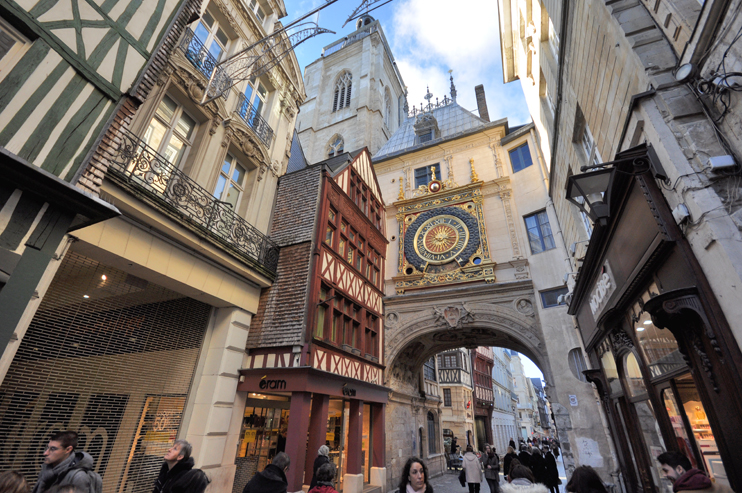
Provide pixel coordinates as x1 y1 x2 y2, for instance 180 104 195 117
631 297 685 379
662 388 698 468
623 352 647 397
633 399 670 491
236 398 290 478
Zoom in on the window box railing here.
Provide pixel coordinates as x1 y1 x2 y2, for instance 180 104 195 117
179 28 232 101
109 129 279 276
236 92 274 147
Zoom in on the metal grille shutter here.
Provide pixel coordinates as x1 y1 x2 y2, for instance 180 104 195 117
0 250 211 492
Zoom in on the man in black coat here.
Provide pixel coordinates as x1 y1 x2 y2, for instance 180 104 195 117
544 447 561 493
530 447 547 485
243 452 290 493
517 445 531 470
153 440 209 493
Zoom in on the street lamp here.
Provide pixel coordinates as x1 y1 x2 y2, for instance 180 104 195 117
565 168 616 227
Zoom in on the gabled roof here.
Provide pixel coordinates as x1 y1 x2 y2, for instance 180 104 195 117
314 148 384 205
374 103 506 161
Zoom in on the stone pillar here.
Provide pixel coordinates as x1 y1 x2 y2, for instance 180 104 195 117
370 403 387 492
345 399 364 493
286 391 312 493
184 307 251 492
304 394 330 486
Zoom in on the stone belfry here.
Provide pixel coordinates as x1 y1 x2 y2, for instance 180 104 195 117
296 15 407 163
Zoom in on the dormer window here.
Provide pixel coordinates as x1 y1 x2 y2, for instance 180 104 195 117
418 131 433 143
413 112 439 144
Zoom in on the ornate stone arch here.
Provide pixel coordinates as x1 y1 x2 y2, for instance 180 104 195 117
332 71 352 111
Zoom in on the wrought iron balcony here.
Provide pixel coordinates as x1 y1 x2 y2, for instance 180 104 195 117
108 129 279 277
236 92 274 147
179 29 231 101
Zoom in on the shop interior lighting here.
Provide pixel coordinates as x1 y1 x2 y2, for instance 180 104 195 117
83 294 90 298
101 274 107 280
643 320 652 325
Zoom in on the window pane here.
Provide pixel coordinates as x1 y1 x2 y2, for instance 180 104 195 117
216 28 229 47
316 306 325 338
663 388 698 468
163 135 187 165
624 353 647 397
222 155 233 174
258 83 268 99
339 239 345 256
202 11 215 27
244 82 255 101
194 22 210 44
143 118 168 153
325 227 334 245
256 6 266 21
208 42 223 61
214 174 227 200
156 95 177 123
347 247 354 264
541 287 568 308
233 163 246 185
633 309 685 379
175 111 196 140
224 183 240 208
510 144 533 173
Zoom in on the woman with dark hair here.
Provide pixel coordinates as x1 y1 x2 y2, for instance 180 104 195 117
565 466 608 493
501 464 548 493
482 445 501 493
0 471 29 493
398 457 434 493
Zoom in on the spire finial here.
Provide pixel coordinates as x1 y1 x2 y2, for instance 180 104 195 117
398 176 405 201
469 158 480 183
449 69 457 103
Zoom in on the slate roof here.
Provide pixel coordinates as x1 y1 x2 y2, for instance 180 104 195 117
374 103 507 161
286 129 308 173
270 164 322 247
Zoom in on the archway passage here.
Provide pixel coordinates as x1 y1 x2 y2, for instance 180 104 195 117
381 281 612 491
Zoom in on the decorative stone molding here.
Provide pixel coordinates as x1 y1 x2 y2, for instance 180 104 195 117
432 304 475 328
610 330 634 352
489 141 503 177
514 297 535 317
499 191 522 258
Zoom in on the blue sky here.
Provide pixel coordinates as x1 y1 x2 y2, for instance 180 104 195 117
284 0 531 126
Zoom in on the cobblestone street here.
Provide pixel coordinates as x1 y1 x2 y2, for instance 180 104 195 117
428 458 567 493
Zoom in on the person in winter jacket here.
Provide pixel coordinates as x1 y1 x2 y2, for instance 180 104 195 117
501 464 548 493
503 447 518 478
529 448 547 486
309 445 331 490
242 452 291 493
657 452 733 493
33 431 99 493
398 457 434 493
308 463 338 493
482 445 501 493
462 445 484 493
517 445 531 470
543 447 560 493
565 466 608 493
152 440 209 493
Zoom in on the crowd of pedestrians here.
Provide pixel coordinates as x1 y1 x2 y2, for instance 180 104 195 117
0 431 733 493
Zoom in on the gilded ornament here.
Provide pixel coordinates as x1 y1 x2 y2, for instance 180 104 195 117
470 158 480 183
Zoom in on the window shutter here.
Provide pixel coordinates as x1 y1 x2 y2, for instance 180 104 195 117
333 89 339 112
346 82 352 107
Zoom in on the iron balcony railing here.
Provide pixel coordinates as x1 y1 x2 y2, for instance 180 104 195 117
109 129 279 276
236 93 274 147
179 28 232 101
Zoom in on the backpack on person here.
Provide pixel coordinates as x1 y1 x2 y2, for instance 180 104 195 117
61 467 103 493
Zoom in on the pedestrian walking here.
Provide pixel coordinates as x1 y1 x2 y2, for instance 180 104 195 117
309 445 331 490
308 463 339 493
398 457 434 493
503 447 518 479
462 445 484 493
451 437 459 455
0 471 29 493
242 452 291 493
152 439 209 493
32 431 101 493
517 445 531 470
530 447 547 485
501 464 547 493
482 445 501 493
543 447 560 493
657 451 733 493
509 438 516 450
565 466 608 493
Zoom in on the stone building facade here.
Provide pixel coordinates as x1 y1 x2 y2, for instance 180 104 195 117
491 347 519 453
374 83 614 489
0 0 306 491
296 15 406 164
498 0 742 488
437 348 475 454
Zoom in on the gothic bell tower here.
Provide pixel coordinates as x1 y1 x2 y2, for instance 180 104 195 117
296 15 407 163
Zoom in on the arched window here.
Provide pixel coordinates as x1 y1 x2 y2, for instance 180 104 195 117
427 411 438 454
333 71 352 111
567 348 588 382
327 135 344 158
384 88 392 129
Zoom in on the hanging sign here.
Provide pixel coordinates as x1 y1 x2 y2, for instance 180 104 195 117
589 261 615 318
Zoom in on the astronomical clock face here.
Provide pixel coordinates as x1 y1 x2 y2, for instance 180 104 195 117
414 215 469 265
404 206 480 271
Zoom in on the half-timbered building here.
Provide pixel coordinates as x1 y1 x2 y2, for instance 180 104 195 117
0 0 306 491
236 146 388 493
473 346 495 448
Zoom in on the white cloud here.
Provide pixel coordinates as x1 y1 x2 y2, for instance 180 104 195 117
388 0 530 124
